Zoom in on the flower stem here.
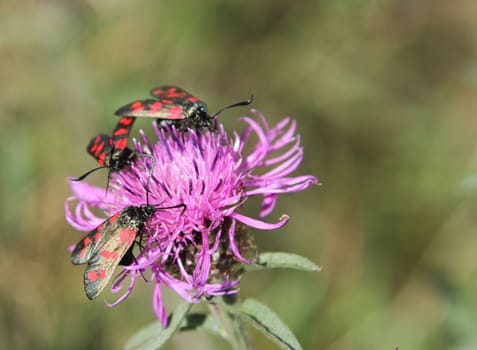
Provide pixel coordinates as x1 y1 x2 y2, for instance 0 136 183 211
208 295 255 350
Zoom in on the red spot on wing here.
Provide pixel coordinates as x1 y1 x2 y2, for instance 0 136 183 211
167 91 187 98
168 106 185 120
119 227 136 243
94 231 101 243
100 250 119 260
79 248 87 260
151 88 172 97
118 117 134 126
150 101 163 112
87 269 107 282
113 127 129 136
113 138 128 150
84 236 91 246
131 101 145 114
162 99 173 104
87 271 99 282
90 138 106 157
187 96 199 102
91 146 105 159
98 153 106 166
109 213 121 224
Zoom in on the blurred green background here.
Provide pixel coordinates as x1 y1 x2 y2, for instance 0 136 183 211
2 1 477 349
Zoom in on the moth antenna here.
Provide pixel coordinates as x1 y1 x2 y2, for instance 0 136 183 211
136 153 156 205
153 203 187 214
104 149 118 196
212 93 254 117
71 165 109 181
105 169 112 195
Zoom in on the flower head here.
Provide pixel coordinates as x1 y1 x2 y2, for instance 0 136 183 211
65 110 317 326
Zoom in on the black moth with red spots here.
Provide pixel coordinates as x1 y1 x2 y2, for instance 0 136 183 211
72 117 136 182
114 85 254 132
88 117 135 171
71 204 184 300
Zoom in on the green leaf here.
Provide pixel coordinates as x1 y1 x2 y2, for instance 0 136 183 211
125 302 192 350
244 252 322 272
124 321 162 350
239 298 303 350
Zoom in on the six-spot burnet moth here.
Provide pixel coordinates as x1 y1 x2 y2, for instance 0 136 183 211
72 116 136 184
71 201 186 300
114 85 254 131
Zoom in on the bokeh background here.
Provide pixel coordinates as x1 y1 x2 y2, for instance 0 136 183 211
2 1 477 349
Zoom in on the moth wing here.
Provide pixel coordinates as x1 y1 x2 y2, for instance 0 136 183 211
114 98 191 120
149 85 199 104
83 225 138 300
111 117 136 152
70 212 121 265
86 134 113 166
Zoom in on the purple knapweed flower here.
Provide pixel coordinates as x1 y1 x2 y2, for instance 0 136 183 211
65 110 317 326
